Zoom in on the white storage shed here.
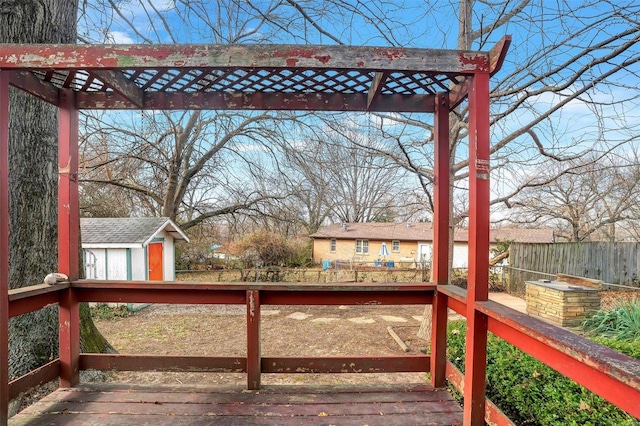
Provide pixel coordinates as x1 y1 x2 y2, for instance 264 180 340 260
81 217 189 281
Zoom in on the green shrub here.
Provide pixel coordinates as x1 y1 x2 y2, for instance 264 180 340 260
582 299 640 342
590 337 640 359
446 321 638 425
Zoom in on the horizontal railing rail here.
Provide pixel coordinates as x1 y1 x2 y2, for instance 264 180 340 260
8 281 639 422
7 280 436 398
7 285 69 400
72 280 435 390
439 284 640 420
8 283 68 318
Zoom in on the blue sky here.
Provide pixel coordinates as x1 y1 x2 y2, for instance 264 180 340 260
77 0 640 220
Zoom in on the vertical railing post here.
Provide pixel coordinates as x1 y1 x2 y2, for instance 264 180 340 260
246 289 261 390
430 92 450 387
0 71 10 426
464 72 491 425
58 88 79 387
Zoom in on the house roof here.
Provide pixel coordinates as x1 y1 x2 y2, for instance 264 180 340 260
81 217 189 247
309 222 554 244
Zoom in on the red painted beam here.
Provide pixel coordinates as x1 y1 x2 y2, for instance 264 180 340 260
262 356 430 374
71 279 436 292
71 281 434 305
9 71 59 105
430 292 448 386
443 287 640 420
439 285 468 316
75 287 247 305
448 77 472 110
431 92 451 388
446 361 516 426
489 35 512 76
79 354 246 373
59 288 79 387
0 71 10 426
0 44 491 73
464 72 491 426
58 88 79 280
246 290 261 390
432 92 451 287
58 88 80 389
9 288 62 318
478 301 640 419
8 359 60 401
260 290 432 305
77 91 437 113
8 283 68 302
89 70 144 107
366 71 389 110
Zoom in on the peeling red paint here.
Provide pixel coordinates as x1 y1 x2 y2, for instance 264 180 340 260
255 47 321 66
267 47 319 59
459 52 489 72
374 48 406 62
313 55 331 64
356 61 365 67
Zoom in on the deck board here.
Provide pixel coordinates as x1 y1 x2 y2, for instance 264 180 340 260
10 383 463 425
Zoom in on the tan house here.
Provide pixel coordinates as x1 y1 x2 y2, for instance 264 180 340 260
310 222 554 268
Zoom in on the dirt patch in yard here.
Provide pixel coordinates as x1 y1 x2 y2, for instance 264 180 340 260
600 290 640 311
92 303 430 387
81 289 640 387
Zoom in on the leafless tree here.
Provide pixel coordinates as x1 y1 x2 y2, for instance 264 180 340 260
77 1 640 242
80 109 291 230
274 117 424 230
508 151 640 242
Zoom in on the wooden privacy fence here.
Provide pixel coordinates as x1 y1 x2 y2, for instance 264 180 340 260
509 242 640 292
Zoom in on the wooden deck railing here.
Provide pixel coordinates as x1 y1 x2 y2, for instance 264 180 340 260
439 285 640 421
5 281 640 424
7 281 434 400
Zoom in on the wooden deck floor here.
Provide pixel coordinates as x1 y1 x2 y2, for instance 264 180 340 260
10 383 463 425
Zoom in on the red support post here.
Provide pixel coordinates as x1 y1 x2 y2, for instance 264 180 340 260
0 71 10 426
246 289 261 390
57 88 79 280
463 72 491 425
430 92 450 387
58 89 80 387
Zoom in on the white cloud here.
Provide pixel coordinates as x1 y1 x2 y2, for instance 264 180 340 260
106 31 135 44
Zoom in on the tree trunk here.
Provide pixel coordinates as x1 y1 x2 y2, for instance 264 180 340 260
0 0 113 409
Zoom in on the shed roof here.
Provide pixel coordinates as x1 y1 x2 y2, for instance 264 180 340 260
81 217 189 247
310 222 554 244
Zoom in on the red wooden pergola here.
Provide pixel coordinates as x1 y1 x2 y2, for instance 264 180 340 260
1 38 639 425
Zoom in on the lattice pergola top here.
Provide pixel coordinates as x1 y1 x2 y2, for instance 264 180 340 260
0 37 510 112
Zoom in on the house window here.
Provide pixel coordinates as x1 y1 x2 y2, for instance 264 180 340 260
392 240 400 252
330 239 336 253
355 239 369 255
